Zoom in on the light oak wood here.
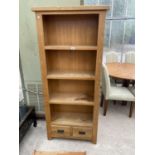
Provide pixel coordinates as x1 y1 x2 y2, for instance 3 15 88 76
49 93 94 106
51 104 93 113
33 151 86 155
106 63 135 80
48 80 94 99
33 6 108 143
51 125 71 137
34 11 106 16
43 15 98 46
35 13 52 139
45 45 97 50
51 112 93 127
47 71 95 80
73 127 92 140
32 5 110 12
92 12 106 144
46 50 96 79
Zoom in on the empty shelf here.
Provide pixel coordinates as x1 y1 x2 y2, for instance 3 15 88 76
51 112 93 127
49 93 94 106
47 71 95 80
45 45 97 50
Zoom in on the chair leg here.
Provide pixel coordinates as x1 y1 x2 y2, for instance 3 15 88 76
129 102 134 118
100 93 104 107
113 101 116 105
132 80 135 87
103 100 109 116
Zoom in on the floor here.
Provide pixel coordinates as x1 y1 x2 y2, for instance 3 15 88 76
19 103 135 155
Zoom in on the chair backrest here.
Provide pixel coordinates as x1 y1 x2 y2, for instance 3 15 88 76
124 51 135 64
101 64 111 99
105 51 119 63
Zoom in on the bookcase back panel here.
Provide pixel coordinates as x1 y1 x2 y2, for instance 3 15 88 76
46 50 96 74
43 14 98 45
50 104 93 127
48 80 94 98
51 105 93 113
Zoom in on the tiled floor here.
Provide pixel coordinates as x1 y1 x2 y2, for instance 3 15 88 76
20 103 135 155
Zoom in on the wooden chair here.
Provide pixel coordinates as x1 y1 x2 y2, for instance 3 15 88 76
105 51 119 63
124 51 135 86
105 51 120 85
124 51 135 64
101 64 135 117
105 51 124 86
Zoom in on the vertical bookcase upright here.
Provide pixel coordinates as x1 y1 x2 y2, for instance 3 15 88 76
33 6 109 143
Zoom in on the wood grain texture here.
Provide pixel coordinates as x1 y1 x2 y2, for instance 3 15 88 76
43 15 98 46
33 11 105 15
48 80 94 98
35 13 51 139
106 63 135 80
45 45 97 50
46 50 96 77
32 5 110 12
47 71 95 80
33 6 108 143
49 93 94 106
92 12 106 143
33 151 86 155
51 125 72 137
51 104 93 113
51 112 93 127
72 127 92 139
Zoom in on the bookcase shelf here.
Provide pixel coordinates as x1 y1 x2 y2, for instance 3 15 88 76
47 71 95 80
45 45 97 50
46 50 96 80
51 112 93 127
43 14 98 46
49 92 94 106
33 5 109 143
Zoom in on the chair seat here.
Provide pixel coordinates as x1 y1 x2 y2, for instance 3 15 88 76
109 86 135 101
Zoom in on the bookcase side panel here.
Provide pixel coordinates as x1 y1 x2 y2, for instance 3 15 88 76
92 12 106 144
35 12 51 139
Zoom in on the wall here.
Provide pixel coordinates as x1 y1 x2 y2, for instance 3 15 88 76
19 0 81 111
20 0 80 82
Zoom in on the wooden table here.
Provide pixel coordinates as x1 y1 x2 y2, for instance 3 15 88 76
106 63 135 106
33 151 86 155
106 63 135 80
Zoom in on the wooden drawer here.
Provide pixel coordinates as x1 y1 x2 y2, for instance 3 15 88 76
51 125 71 137
72 127 92 139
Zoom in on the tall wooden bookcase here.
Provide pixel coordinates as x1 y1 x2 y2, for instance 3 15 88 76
33 6 109 143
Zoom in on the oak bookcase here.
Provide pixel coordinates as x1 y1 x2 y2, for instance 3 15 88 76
32 6 109 143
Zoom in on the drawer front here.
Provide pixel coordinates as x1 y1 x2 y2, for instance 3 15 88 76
51 125 71 137
73 127 92 139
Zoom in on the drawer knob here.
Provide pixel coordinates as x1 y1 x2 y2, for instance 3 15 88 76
57 129 64 133
79 131 85 135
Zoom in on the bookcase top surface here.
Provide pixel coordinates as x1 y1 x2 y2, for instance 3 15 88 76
32 5 110 12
